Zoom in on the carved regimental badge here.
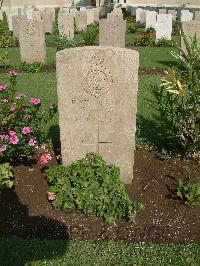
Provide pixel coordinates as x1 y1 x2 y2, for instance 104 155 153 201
82 52 113 98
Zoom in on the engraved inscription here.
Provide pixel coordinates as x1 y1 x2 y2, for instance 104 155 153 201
81 53 113 98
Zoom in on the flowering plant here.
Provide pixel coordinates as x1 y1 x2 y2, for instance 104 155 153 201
0 71 57 162
131 28 155 47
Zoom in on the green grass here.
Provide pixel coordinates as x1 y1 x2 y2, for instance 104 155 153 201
0 239 199 266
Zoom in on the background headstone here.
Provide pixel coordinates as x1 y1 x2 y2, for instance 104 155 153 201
58 12 74 39
19 20 46 63
195 11 200 20
32 10 41 21
146 10 157 29
42 11 54 34
182 20 200 52
75 11 87 32
56 46 139 184
168 9 177 21
99 13 126 48
181 10 193 22
159 8 167 14
156 14 172 41
87 9 94 25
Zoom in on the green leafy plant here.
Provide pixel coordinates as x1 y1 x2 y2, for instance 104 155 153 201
56 36 83 51
126 16 135 23
174 166 200 204
20 62 44 73
155 38 176 47
155 34 200 155
0 11 16 48
0 163 13 191
172 20 181 36
0 52 9 67
0 71 57 162
126 22 136 33
160 148 172 160
132 27 155 47
46 153 144 223
82 23 99 45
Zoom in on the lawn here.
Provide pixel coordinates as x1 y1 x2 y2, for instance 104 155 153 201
0 239 199 265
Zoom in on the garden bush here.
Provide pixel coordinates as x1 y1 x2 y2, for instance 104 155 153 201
126 16 135 23
0 52 9 67
82 23 99 45
132 27 155 47
56 36 83 51
20 62 44 73
0 11 16 48
154 34 200 155
174 166 200 205
126 22 136 34
0 162 13 192
46 152 144 223
172 20 181 36
0 71 57 162
155 38 176 47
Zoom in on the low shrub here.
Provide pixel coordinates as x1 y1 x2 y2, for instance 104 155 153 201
0 71 57 162
172 20 181 36
174 167 200 205
20 62 44 73
132 27 155 47
0 163 13 192
56 37 83 51
0 52 9 67
0 12 16 48
155 38 177 47
126 16 135 23
155 34 200 155
126 22 136 34
82 23 99 45
46 153 144 223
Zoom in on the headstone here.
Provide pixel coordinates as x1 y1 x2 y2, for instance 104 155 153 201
70 7 77 17
12 16 21 38
195 11 200 20
42 11 54 34
26 7 33 20
75 11 87 32
18 8 22 17
159 8 167 14
0 10 3 21
32 10 41 21
156 14 172 41
136 8 145 23
45 7 55 21
19 20 46 63
56 46 139 184
140 9 146 24
7 9 18 30
58 13 74 39
87 9 94 25
99 13 126 48
146 11 157 29
182 21 200 52
168 9 177 21
93 7 100 22
80 7 87 11
181 10 193 22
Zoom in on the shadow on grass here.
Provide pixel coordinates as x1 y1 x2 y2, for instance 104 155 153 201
0 189 69 266
156 60 179 68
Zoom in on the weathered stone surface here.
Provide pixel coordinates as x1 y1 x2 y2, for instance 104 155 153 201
56 46 139 184
181 10 193 22
19 20 46 63
42 11 54 33
159 8 167 14
182 20 200 51
195 11 200 20
93 7 100 22
146 11 157 29
136 8 145 23
86 9 94 25
7 8 18 30
156 14 172 40
99 13 126 48
32 10 41 21
168 9 177 21
12 15 22 38
75 11 87 31
26 7 33 19
58 12 74 39
0 10 3 21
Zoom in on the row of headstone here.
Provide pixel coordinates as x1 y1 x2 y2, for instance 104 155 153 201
99 8 126 48
181 20 200 52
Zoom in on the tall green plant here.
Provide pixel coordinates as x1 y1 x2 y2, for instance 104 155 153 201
155 33 200 155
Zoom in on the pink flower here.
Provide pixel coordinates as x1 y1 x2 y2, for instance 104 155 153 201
29 98 41 105
48 192 56 201
28 138 37 147
49 103 57 110
1 98 8 103
9 69 17 76
0 145 7 152
9 131 17 136
40 153 52 165
24 114 31 120
22 127 32 135
15 93 26 100
9 134 19 145
9 105 15 111
0 83 7 91
0 134 9 140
